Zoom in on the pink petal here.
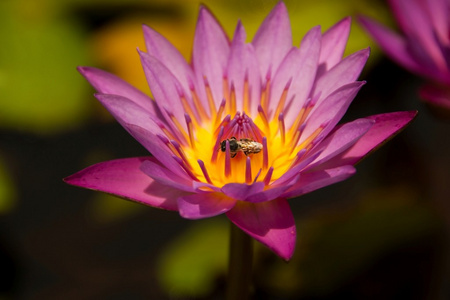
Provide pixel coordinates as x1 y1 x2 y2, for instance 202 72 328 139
125 124 191 180
308 118 374 167
140 160 195 192
192 6 230 110
318 17 351 74
358 16 433 78
388 0 447 70
302 81 366 146
227 21 261 117
221 182 265 201
226 199 296 260
221 174 296 203
282 165 356 198
139 51 188 133
320 111 418 168
425 0 449 46
94 93 164 136
271 153 320 187
419 84 450 111
77 66 160 118
252 2 292 79
245 184 293 203
178 192 236 219
142 25 197 96
64 157 183 211
270 26 321 126
312 48 369 109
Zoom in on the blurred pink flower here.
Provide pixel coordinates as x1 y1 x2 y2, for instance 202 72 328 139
65 2 416 260
359 0 450 112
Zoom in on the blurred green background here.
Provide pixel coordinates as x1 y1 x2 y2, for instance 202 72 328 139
1 0 449 299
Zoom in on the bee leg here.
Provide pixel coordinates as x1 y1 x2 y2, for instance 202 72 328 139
231 152 237 158
244 151 249 156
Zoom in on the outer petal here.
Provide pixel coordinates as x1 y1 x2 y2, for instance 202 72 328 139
358 16 434 78
311 48 369 109
178 192 236 219
77 66 160 118
419 84 450 112
282 165 356 198
94 93 164 136
308 118 374 168
226 199 296 260
222 182 265 201
388 0 447 70
142 25 196 96
245 184 293 203
140 160 195 192
126 124 191 180
221 181 291 203
301 81 366 146
64 157 182 211
252 1 292 78
425 0 449 46
318 111 418 169
272 152 321 186
139 51 188 133
318 17 351 74
193 6 230 109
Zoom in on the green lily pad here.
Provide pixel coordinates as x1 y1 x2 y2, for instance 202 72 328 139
0 0 90 134
157 218 229 297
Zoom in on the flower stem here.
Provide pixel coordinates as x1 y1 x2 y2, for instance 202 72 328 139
226 222 253 300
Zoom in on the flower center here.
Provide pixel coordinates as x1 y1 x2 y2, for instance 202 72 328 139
160 75 326 188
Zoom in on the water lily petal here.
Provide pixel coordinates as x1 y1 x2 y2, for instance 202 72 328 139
419 84 450 111
142 25 196 96
272 152 321 186
318 17 351 75
320 111 417 168
358 16 431 77
140 160 195 192
77 66 160 117
221 182 265 201
308 118 374 168
425 0 449 46
227 21 261 117
282 165 356 198
178 192 236 219
252 1 292 79
226 199 296 261
126 124 191 180
95 93 164 136
139 51 188 134
301 81 366 146
245 183 293 203
388 0 447 70
270 26 321 126
193 6 230 110
64 157 181 210
312 48 369 108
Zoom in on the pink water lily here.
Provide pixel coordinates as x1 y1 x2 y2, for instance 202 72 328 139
359 0 450 112
65 2 416 260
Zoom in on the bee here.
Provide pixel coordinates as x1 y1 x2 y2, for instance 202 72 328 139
220 137 263 158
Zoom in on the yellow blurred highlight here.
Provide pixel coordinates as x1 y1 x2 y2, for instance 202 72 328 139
0 157 17 214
